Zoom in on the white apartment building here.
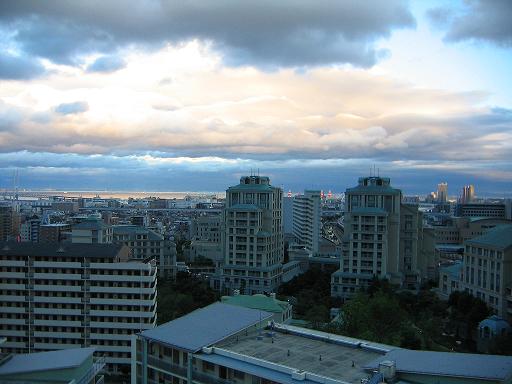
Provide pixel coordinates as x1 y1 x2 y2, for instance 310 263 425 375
461 225 512 321
292 190 321 255
217 175 284 294
0 242 157 374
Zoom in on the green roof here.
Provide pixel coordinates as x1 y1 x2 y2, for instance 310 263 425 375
466 225 512 249
221 294 289 313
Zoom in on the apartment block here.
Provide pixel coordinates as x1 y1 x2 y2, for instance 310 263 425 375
132 302 512 384
217 175 284 294
190 215 223 267
292 190 321 255
39 223 71 243
457 202 511 220
461 225 512 321
71 217 113 244
0 204 13 241
0 242 157 374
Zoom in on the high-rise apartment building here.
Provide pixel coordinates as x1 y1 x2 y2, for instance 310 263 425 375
190 215 223 267
20 217 40 242
461 225 512 321
437 182 448 203
0 204 13 241
461 184 475 204
217 175 284 294
0 242 157 374
331 176 434 298
292 190 322 255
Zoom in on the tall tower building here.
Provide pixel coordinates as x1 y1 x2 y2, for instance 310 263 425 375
292 190 322 255
461 184 475 204
220 175 283 294
331 176 402 298
437 182 448 203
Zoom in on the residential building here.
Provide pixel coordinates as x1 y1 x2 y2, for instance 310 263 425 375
20 217 40 242
51 201 79 213
331 176 435 298
432 217 512 245
132 302 512 384
217 175 284 294
0 347 105 384
0 242 157 374
438 261 463 300
113 224 176 278
282 194 294 236
71 217 113 244
437 182 448 203
457 202 511 220
461 225 512 321
0 204 13 241
292 190 322 255
190 215 223 267
39 223 71 243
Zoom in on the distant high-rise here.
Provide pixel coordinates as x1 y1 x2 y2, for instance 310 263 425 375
0 204 13 241
437 182 448 203
219 175 283 294
292 190 322 255
461 184 475 204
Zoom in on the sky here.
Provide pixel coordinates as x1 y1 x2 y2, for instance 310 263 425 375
0 0 511 196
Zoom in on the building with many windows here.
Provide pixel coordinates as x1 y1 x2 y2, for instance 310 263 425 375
0 242 157 374
461 225 512 321
216 175 284 294
71 217 113 244
292 190 322 256
132 302 512 384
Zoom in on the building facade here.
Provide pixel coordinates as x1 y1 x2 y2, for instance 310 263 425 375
292 190 321 255
0 242 157 374
217 175 284 294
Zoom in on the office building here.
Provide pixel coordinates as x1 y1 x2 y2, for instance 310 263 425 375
331 176 435 298
132 302 512 384
113 224 176 278
437 182 448 203
461 184 475 204
457 202 510 220
0 242 157 374
461 225 512 321
217 175 284 294
292 190 322 255
438 261 463 300
71 217 113 244
190 215 223 267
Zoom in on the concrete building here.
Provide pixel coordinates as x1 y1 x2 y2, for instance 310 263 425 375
461 225 512 321
457 202 511 220
0 242 157 374
432 217 512 246
20 216 40 243
292 190 321 255
190 215 223 267
132 302 512 384
461 184 475 204
39 223 71 243
71 217 113 244
217 175 284 294
51 201 79 213
282 195 294 236
437 182 448 203
0 204 13 241
438 261 463 300
113 224 176 278
0 347 105 384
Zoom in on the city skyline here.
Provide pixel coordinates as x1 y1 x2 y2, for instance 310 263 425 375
0 1 511 194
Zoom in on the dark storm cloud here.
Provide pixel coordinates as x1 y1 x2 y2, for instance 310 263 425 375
54 101 89 115
86 55 126 73
428 0 512 47
0 52 46 80
0 0 415 68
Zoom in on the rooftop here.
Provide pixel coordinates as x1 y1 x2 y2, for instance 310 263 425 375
364 349 512 381
0 348 95 376
113 225 163 240
466 224 512 249
215 326 389 384
221 294 289 313
440 262 463 279
73 218 110 230
140 302 272 353
0 241 125 259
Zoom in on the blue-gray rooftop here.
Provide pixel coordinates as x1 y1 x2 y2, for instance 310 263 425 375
140 302 272 352
364 349 512 381
466 224 512 249
440 262 462 280
0 347 95 376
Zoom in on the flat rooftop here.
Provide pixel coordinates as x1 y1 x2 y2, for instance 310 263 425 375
216 329 384 384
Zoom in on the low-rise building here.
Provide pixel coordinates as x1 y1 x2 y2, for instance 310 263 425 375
438 261 463 300
71 217 113 244
221 292 292 323
132 302 512 384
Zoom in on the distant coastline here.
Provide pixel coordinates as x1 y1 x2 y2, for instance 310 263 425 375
0 190 226 200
